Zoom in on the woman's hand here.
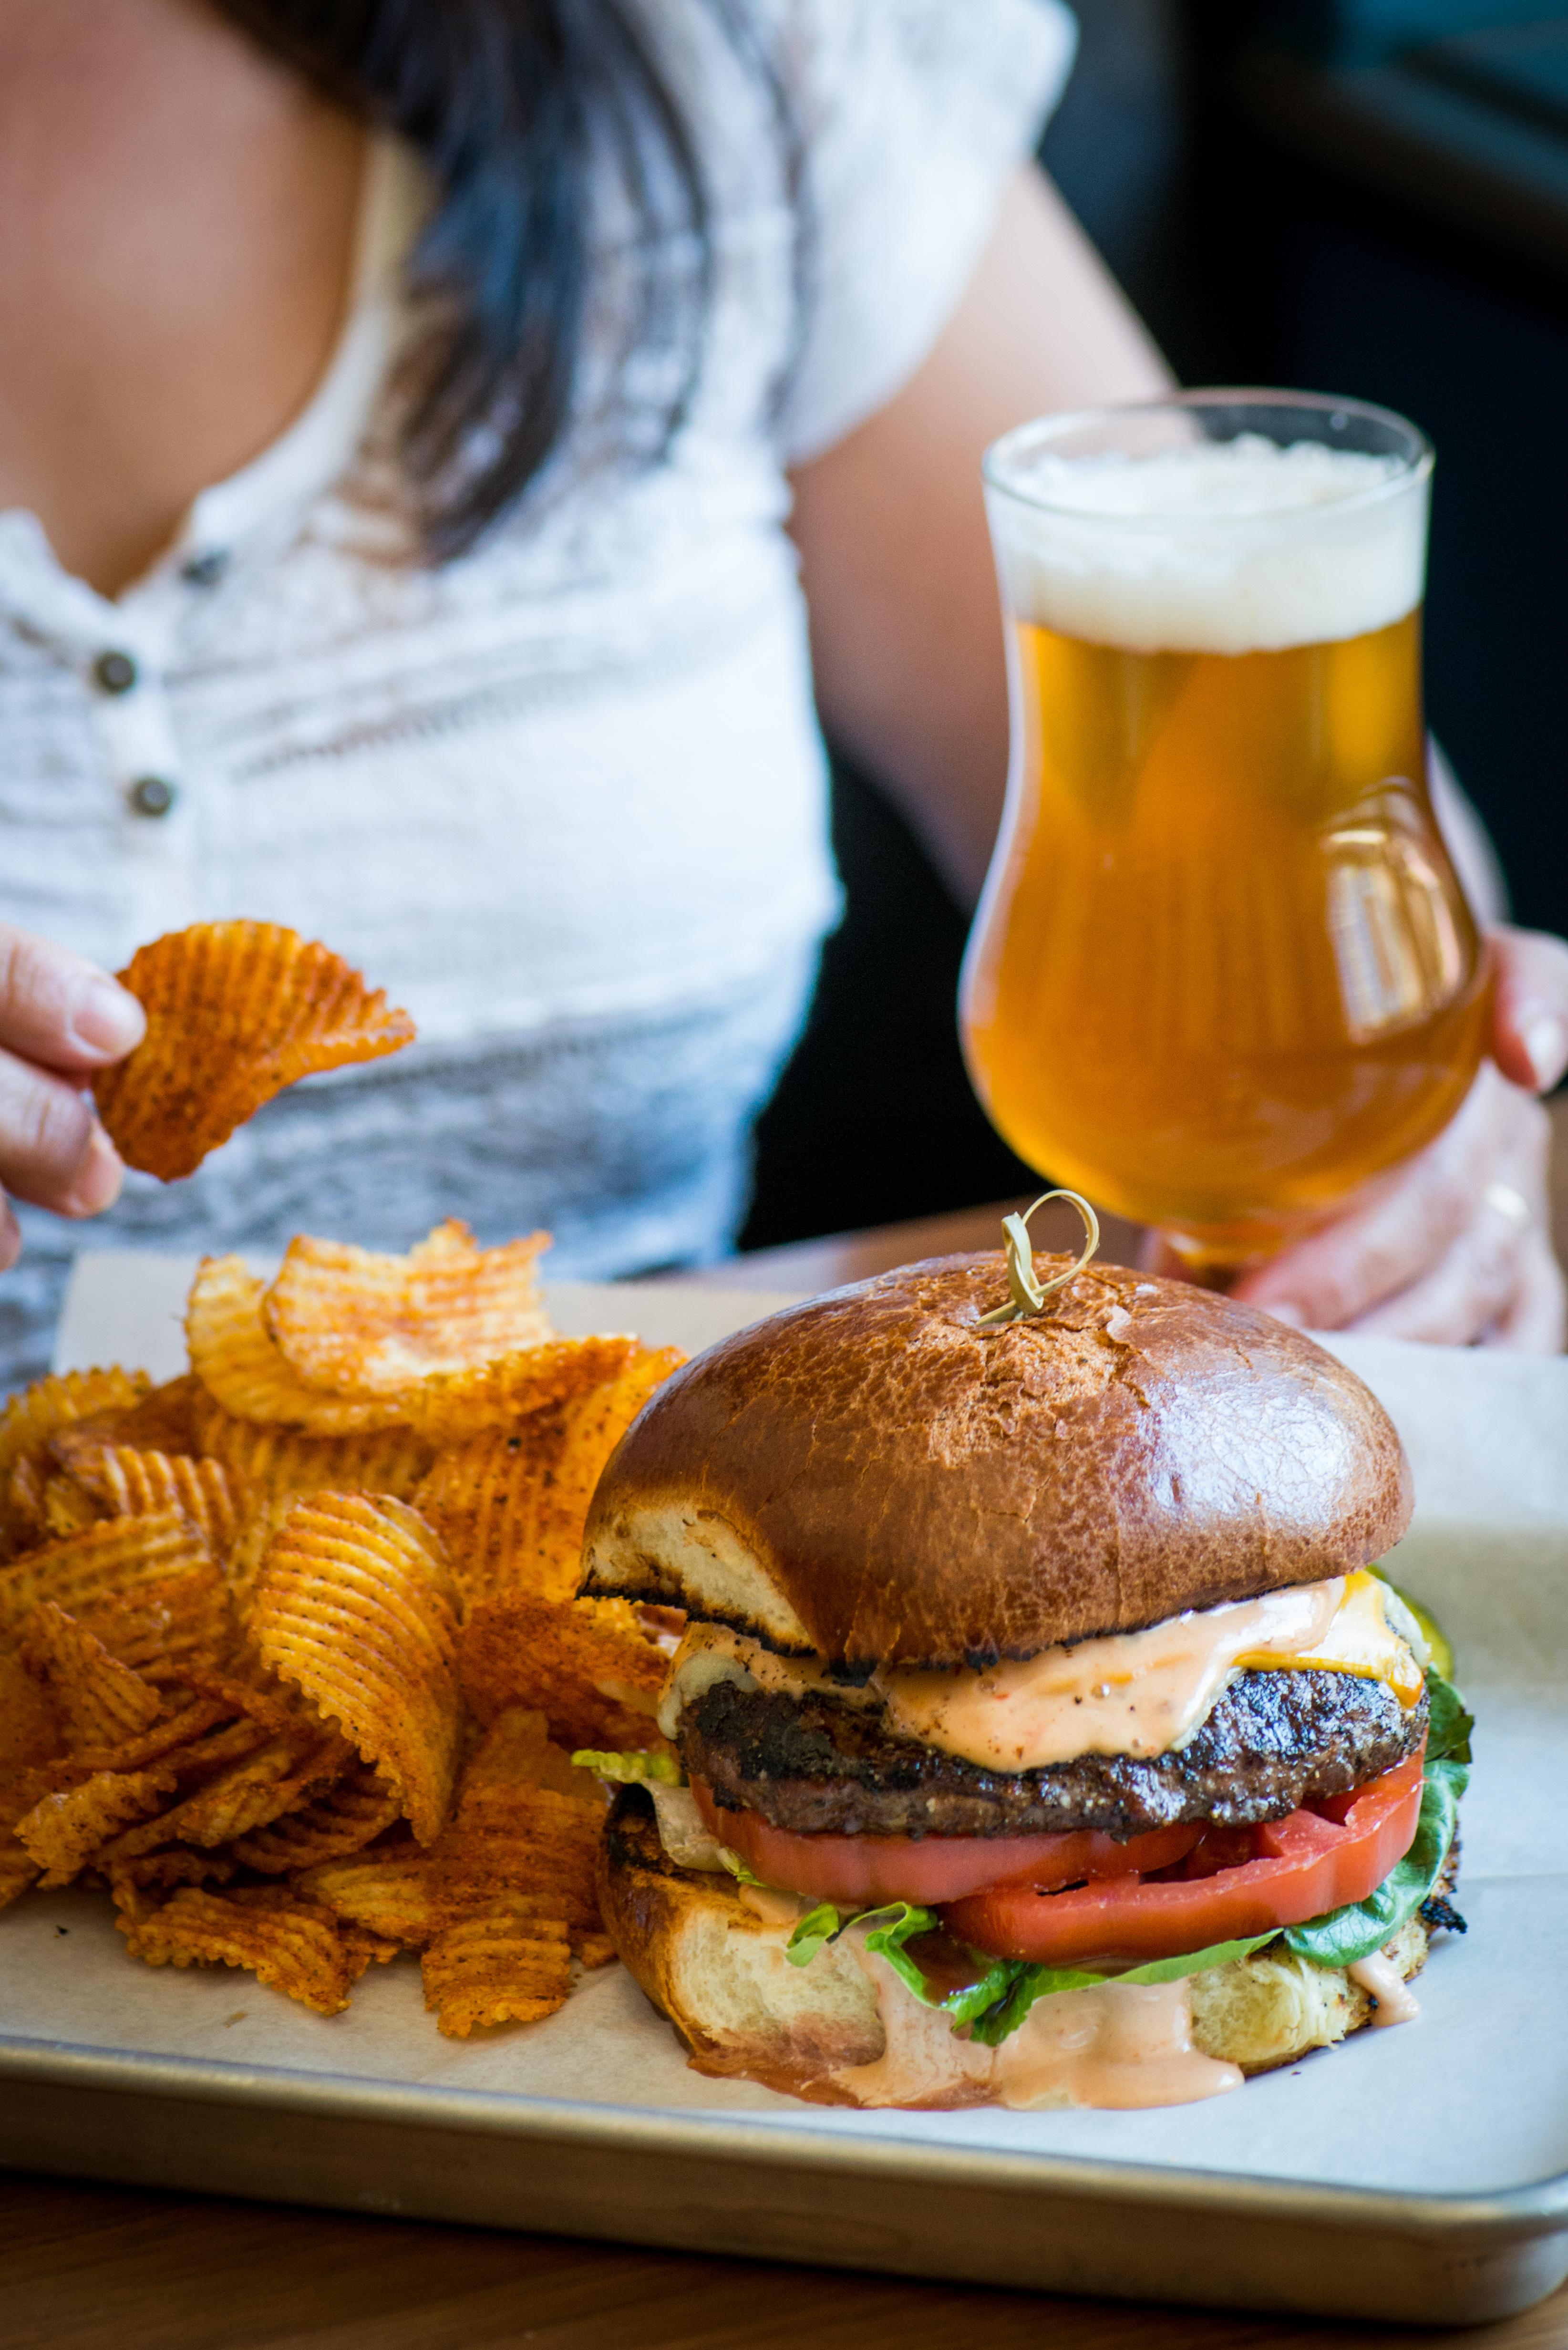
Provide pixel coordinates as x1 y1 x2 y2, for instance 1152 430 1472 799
1223 926 1568 1351
0 924 144 1270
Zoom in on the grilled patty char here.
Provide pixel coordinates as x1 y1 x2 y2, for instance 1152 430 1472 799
680 1669 1427 1840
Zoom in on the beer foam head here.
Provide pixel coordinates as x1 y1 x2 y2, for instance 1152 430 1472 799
985 432 1429 655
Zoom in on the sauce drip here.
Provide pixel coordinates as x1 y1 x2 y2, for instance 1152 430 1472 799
834 1937 1243 2111
1348 1952 1421 2027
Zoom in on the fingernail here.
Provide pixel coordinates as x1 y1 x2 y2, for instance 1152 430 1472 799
69 977 145 1060
1521 1013 1568 1093
59 1127 124 1218
1261 1300 1307 1329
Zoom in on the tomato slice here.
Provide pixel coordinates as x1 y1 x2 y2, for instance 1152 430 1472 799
689 1781 1201 1908
942 1750 1426 1967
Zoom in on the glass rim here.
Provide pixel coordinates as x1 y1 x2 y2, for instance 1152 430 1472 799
983 388 1434 528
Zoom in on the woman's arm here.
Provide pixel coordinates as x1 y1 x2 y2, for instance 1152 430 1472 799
788 163 1568 1349
789 166 1170 904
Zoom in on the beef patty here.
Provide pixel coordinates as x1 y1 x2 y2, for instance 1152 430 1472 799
679 1669 1427 1840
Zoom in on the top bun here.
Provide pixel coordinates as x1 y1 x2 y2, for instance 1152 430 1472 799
579 1254 1412 1669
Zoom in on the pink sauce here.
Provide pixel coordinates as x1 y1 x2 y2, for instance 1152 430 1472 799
1348 1952 1421 2027
878 1579 1345 1768
834 1942 1242 2111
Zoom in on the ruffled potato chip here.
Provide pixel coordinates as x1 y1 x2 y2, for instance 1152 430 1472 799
432 1786 605 1959
413 1423 564 1608
187 1257 412 1434
116 1884 361 2014
0 1369 151 1558
40 1476 103 1539
402 1335 638 1444
189 1392 433 1509
264 1222 552 1397
231 1760 402 1874
93 921 415 1181
16 1766 179 1885
19 1602 162 1749
458 1594 665 1751
0 1645 62 1780
422 1897 572 2038
65 1373 208 1460
249 1493 461 1843
56 1445 243 1560
79 1568 238 1685
0 1511 217 1637
0 1834 40 1914
110 1847 238 1895
298 1844 443 1948
112 1728 351 1856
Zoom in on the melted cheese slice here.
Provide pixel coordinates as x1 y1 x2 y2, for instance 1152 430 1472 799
662 1571 1423 1771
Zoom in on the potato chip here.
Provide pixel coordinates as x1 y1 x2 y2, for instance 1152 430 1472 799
412 1422 564 1607
16 1766 178 1885
187 1257 412 1434
432 1778 604 1956
249 1493 460 1843
55 1444 243 1561
110 1847 238 1894
0 1369 151 1558
0 1511 217 1637
421 1896 572 2037
68 1373 208 1460
231 1760 402 1873
298 1844 444 1948
457 1594 665 1751
41 1475 103 1540
0 1834 40 1914
93 921 415 1181
446 1704 604 1812
116 1884 361 2015
120 1728 351 1854
189 1391 433 1508
19 1602 162 1749
67 1693 230 1778
264 1222 552 1397
0 1642 62 1780
79 1568 238 1685
402 1335 638 1444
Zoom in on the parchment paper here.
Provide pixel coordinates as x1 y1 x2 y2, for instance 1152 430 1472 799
11 1251 1567 2202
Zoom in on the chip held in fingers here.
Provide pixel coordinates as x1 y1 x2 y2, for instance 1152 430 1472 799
93 921 415 1181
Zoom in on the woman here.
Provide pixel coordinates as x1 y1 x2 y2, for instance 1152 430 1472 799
0 0 1563 1391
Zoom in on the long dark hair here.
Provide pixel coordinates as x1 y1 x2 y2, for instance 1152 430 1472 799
211 0 797 559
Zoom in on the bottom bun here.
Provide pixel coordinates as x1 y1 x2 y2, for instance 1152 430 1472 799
598 1787 1437 2109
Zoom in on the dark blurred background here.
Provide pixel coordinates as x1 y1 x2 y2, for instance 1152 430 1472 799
741 0 1568 1251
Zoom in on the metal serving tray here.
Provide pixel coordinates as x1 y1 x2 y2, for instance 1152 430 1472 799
0 1255 1564 2327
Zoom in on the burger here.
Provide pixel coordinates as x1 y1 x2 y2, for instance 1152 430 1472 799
576 1251 1470 2112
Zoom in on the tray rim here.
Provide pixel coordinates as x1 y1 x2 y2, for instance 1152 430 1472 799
4 2031 1566 2246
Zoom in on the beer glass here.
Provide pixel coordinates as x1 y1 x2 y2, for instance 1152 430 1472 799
960 391 1491 1271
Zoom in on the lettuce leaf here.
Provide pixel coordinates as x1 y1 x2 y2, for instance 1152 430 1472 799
570 1749 683 1785
785 1902 843 1967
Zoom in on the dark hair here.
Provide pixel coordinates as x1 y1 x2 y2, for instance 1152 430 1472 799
211 0 798 559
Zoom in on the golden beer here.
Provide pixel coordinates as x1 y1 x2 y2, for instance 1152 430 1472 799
963 397 1489 1265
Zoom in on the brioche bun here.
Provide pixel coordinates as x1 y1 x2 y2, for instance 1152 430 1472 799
580 1253 1411 1668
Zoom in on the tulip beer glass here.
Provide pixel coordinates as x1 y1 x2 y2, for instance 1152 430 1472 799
961 392 1491 1268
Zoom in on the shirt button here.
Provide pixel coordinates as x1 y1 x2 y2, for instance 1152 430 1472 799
93 650 139 695
128 776 177 818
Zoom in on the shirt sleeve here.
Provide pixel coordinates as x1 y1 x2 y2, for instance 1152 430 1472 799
772 0 1078 466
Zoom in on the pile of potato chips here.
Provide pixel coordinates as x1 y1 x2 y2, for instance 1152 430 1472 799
0 1222 681 2037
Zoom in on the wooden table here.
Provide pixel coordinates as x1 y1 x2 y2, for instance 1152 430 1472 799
5 1116 1566 2350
